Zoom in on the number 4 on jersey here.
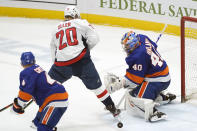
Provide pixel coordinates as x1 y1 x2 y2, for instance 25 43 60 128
151 53 163 67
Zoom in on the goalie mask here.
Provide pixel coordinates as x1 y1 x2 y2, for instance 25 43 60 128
64 5 81 19
121 31 140 54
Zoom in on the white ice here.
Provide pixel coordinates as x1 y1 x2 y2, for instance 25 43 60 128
0 17 197 131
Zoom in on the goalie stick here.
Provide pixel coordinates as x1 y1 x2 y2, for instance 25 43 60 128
155 24 168 44
116 92 127 110
0 99 33 112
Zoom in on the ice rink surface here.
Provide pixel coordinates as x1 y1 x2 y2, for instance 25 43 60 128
0 17 197 131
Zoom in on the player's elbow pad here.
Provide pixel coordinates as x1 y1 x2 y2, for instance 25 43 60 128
87 37 99 50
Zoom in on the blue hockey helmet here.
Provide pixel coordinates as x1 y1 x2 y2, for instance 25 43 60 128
121 31 140 54
20 52 35 66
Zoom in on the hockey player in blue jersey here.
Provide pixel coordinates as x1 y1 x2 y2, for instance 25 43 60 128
104 31 176 122
11 52 68 131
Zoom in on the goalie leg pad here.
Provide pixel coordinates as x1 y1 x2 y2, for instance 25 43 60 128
125 91 155 121
125 90 167 122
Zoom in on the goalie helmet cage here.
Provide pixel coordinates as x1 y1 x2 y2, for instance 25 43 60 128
181 16 197 103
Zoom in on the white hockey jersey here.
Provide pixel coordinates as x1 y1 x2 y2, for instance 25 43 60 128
50 19 99 66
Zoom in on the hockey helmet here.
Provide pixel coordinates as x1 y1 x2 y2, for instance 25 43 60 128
64 5 80 19
121 31 140 54
20 52 35 66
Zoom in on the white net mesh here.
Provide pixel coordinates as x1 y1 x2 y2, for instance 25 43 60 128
184 19 197 100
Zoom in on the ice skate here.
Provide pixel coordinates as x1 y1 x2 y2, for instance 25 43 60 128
149 108 167 122
155 92 176 105
106 104 121 117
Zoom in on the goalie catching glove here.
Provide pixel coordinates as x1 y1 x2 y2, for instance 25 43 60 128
104 73 125 94
12 98 24 114
104 73 137 94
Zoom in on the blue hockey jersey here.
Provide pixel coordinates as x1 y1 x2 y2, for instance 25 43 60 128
18 64 68 112
125 34 170 85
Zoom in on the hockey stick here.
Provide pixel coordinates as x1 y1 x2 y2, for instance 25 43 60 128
116 91 127 109
0 99 33 112
104 91 127 111
24 99 33 109
0 103 13 112
155 24 168 44
114 90 132 128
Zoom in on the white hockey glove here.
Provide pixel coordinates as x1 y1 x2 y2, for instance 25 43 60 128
104 73 126 94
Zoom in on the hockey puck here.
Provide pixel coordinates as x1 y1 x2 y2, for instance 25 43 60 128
53 127 57 131
117 122 123 128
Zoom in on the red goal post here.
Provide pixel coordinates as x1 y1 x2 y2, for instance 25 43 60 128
181 16 197 103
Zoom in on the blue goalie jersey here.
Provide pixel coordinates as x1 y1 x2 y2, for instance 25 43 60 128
125 34 171 85
18 64 68 112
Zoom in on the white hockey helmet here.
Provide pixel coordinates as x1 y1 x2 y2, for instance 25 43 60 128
64 5 80 19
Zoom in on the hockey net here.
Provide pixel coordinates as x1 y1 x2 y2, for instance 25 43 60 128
181 16 197 103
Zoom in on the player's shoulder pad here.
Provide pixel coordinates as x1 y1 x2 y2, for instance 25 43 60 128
129 45 147 60
74 19 94 29
77 19 89 24
23 64 39 73
137 34 149 41
20 66 33 79
72 19 88 25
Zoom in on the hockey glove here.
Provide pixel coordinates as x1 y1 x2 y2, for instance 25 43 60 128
12 98 24 114
104 73 125 94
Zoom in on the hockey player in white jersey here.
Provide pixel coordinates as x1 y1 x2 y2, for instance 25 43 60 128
48 6 120 117
104 31 176 122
